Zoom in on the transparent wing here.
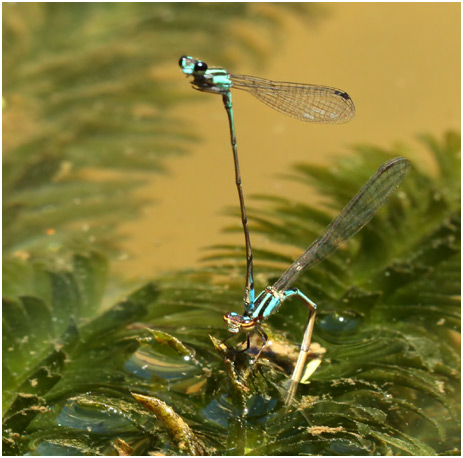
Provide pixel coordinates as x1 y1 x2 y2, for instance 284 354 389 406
230 73 355 124
273 157 411 291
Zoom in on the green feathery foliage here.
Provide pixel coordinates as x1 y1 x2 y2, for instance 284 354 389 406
3 2 313 258
3 133 460 455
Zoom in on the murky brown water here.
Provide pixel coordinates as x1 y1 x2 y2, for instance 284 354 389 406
114 3 460 281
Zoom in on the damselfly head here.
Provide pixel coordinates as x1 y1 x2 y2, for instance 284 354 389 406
224 312 255 333
179 56 208 75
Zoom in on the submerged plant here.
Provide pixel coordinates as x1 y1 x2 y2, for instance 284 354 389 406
2 2 314 259
3 133 460 455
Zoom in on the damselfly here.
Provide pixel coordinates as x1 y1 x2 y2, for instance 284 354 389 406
223 157 411 404
179 55 356 310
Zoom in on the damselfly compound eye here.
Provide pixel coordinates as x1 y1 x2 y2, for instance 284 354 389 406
194 61 208 72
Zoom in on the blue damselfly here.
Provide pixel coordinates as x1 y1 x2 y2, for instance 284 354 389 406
223 157 410 404
179 55 355 311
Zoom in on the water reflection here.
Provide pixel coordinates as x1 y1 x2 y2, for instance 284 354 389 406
318 310 363 335
125 344 199 381
124 339 208 396
57 399 134 433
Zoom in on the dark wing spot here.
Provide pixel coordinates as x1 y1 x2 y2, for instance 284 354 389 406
334 90 352 101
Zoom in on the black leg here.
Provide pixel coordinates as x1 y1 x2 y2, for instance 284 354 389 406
253 325 268 362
